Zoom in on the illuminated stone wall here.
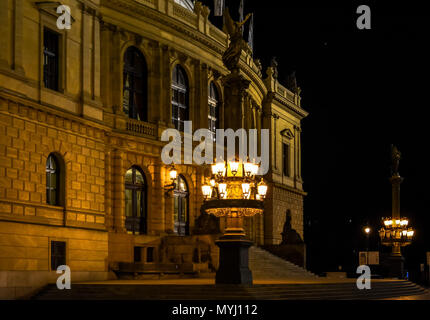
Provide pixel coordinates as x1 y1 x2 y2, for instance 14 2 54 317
0 0 308 298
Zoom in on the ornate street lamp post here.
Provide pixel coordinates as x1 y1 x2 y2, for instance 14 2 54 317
364 227 371 265
201 160 267 285
201 9 264 285
378 145 414 278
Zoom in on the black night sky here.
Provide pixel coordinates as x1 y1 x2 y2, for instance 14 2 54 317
201 0 430 277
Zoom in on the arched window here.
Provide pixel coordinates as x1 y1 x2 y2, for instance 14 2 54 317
123 46 148 121
125 166 147 235
208 82 220 140
174 175 189 236
171 65 189 132
46 154 63 206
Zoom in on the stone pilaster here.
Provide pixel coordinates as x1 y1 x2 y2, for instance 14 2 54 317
112 149 126 232
148 41 162 123
161 44 171 125
13 0 25 75
0 0 10 69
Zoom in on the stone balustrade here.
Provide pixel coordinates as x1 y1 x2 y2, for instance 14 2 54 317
126 118 157 138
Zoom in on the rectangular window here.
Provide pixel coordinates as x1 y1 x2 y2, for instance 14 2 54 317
51 241 66 271
134 247 142 263
146 247 154 263
43 28 59 91
283 143 290 177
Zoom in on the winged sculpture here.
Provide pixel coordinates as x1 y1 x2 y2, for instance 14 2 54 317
222 8 252 72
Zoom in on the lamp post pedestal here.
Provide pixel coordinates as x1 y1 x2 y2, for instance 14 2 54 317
215 228 253 285
385 254 405 279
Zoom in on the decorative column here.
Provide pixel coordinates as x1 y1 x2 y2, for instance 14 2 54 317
378 145 414 279
271 113 279 171
390 174 403 256
221 71 250 131
202 8 259 286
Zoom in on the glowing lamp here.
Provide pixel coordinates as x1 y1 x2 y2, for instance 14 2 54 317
218 183 227 199
210 179 216 187
169 168 177 181
213 162 226 177
407 229 414 239
229 161 240 176
202 184 212 200
241 183 251 199
257 179 268 199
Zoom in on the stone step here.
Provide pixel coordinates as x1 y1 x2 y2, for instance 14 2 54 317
248 246 318 279
31 281 428 300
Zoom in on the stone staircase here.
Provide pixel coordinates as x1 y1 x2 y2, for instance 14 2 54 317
29 245 430 300
30 280 429 300
249 246 318 280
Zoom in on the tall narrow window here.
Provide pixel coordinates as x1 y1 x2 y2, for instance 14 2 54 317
208 82 219 140
173 175 189 236
171 65 189 132
123 46 148 121
125 166 147 235
282 143 290 177
51 241 66 270
46 154 59 205
43 28 59 91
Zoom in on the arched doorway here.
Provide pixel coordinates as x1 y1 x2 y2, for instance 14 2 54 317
174 175 189 236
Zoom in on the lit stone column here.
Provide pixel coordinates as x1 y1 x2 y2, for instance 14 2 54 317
13 0 24 74
297 126 302 181
100 22 111 109
293 125 298 187
161 45 171 125
104 150 114 231
163 166 174 233
148 41 162 123
200 63 209 130
271 113 279 170
0 0 10 69
93 13 101 100
112 149 126 232
151 162 165 234
111 27 122 114
80 5 93 109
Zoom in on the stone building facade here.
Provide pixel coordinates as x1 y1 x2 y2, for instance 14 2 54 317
0 0 308 299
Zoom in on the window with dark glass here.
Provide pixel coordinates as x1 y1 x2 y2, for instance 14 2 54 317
43 28 59 91
46 154 59 205
146 247 154 263
171 65 189 132
282 143 290 177
208 82 219 140
134 247 142 262
173 175 189 236
125 166 147 235
51 241 66 270
123 46 148 121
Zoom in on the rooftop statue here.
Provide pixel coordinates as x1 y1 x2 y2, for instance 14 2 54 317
222 8 252 72
391 144 401 176
286 71 302 95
